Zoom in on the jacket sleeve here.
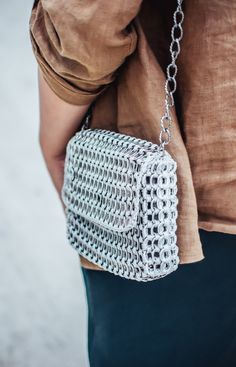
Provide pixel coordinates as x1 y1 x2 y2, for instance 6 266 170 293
29 0 142 105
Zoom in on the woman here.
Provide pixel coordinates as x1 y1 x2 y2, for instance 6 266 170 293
29 0 236 366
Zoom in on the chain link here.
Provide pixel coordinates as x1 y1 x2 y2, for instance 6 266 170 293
159 0 184 149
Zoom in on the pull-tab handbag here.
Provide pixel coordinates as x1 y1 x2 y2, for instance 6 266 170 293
61 0 184 281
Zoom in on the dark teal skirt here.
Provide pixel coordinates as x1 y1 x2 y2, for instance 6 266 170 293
82 229 236 367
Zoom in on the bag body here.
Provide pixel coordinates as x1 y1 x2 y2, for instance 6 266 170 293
62 129 179 281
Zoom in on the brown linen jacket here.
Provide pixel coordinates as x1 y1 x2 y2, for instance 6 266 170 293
29 0 236 270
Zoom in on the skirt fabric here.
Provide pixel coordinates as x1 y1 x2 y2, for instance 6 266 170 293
81 229 236 367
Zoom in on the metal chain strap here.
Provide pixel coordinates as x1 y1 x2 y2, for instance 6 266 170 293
82 0 184 144
159 0 184 148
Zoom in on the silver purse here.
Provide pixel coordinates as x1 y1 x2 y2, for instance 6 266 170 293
61 0 184 281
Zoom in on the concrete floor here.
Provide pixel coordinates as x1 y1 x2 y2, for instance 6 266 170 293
0 2 89 366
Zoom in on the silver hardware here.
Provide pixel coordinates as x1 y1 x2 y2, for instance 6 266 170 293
159 0 184 148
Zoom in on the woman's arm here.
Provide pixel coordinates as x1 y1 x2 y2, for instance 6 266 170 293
29 0 142 208
29 0 142 105
38 68 90 205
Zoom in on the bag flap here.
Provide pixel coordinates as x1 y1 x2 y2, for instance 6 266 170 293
61 129 160 232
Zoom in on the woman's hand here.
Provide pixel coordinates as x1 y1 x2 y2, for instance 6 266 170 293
38 69 91 211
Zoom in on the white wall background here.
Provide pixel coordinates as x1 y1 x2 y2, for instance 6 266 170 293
0 2 89 366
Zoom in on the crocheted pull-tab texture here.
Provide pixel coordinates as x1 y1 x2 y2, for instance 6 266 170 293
61 128 180 281
62 129 163 232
